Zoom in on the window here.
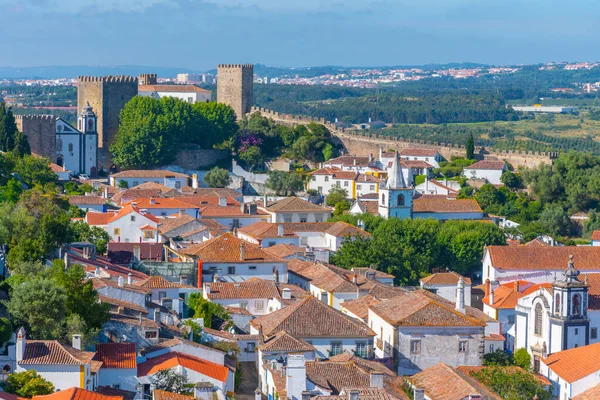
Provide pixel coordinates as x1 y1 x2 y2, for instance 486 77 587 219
489 344 495 353
381 193 386 206
268 241 276 247
573 294 581 316
131 215 136 222
232 219 240 228
161 212 167 217
249 266 257 270
397 194 405 206
188 97 194 103
533 356 540 373
312 176 316 181
228 266 236 275
344 181 349 187
534 303 543 335
575 328 579 335
159 292 167 300
143 230 154 239
145 330 158 339
592 328 598 339
247 342 256 352
357 184 362 190
255 301 264 312
68 143 74 152
410 340 421 354
57 139 63 151
555 294 561 315
88 119 94 131
175 181 181 189
318 186 323 193
458 341 468 353
300 237 308 246
330 342 343 356
370 185 375 191
355 342 368 358
113 228 121 236
321 292 328 303
325 176 329 182
284 215 292 223
508 314 515 324
133 181 139 187
112 384 121 389
240 302 248 309
336 182 341 188
300 215 308 223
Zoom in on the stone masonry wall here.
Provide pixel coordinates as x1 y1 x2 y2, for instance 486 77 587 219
217 64 254 119
14 115 56 160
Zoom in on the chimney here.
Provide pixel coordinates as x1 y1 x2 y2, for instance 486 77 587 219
63 163 67 172
413 388 425 400
240 242 245 261
256 389 263 400
16 327 26 363
369 372 383 388
149 198 156 205
219 197 227 207
273 267 280 283
94 265 100 277
456 277 465 314
353 273 358 285
263 194 268 208
118 275 124 287
213 273 220 283
368 117 372 123
379 147 383 161
301 391 312 400
278 225 284 237
103 186 108 199
179 210 186 217
514 280 520 292
286 354 307 400
139 312 143 324
192 173 199 189
72 334 82 350
348 391 359 400
180 275 188 286
127 273 133 285
489 280 496 305
154 308 161 323
366 270 376 281
205 282 211 295
282 287 291 300
353 158 357 166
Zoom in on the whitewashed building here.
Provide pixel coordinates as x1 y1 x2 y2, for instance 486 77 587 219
55 102 98 176
138 84 212 103
463 160 507 185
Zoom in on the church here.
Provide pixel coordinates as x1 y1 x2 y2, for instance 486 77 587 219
514 255 600 372
55 102 98 176
377 152 414 219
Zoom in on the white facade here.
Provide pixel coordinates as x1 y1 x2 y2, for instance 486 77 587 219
109 174 189 189
415 179 460 196
16 364 92 391
463 165 507 185
201 262 288 284
55 104 98 176
98 367 137 391
108 208 160 243
420 283 472 307
269 211 330 224
398 151 442 168
139 88 211 103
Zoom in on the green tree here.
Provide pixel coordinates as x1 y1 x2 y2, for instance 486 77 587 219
329 235 374 269
0 103 18 153
151 370 194 395
118 180 128 189
471 366 549 400
5 277 67 339
483 349 513 366
3 370 55 398
513 348 532 371
188 293 232 329
326 187 348 207
501 170 522 189
0 318 12 344
466 134 475 160
239 145 264 169
70 220 110 254
538 203 571 237
9 154 57 187
333 200 351 216
0 178 23 203
204 167 232 188
584 209 600 238
192 102 238 148
265 171 304 195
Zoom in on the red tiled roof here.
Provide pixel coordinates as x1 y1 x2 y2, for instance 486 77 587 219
420 272 472 285
108 204 160 223
263 243 307 258
592 230 600 241
95 343 136 369
238 221 297 240
413 195 482 213
111 170 189 178
139 84 210 93
32 387 122 400
21 340 95 365
206 278 281 300
278 222 370 238
98 295 149 314
573 384 600 400
91 277 152 295
402 160 433 169
267 197 331 213
543 342 600 383
68 195 106 205
486 246 600 271
259 330 315 352
179 233 284 263
465 160 506 170
341 295 383 320
137 352 228 382
326 155 371 167
86 212 115 226
174 196 240 207
140 337 225 357
309 167 358 180
135 275 183 289
128 198 197 210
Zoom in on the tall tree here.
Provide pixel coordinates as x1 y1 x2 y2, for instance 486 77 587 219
0 102 18 152
466 133 475 160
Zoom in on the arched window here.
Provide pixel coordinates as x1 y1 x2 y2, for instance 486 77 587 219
381 193 386 206
57 139 63 152
87 119 94 131
555 294 561 315
534 303 543 335
397 194 405 206
573 294 581 316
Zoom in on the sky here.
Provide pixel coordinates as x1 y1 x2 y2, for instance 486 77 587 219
1 0 599 70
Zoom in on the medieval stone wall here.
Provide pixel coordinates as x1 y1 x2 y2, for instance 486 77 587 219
217 64 254 119
14 114 56 160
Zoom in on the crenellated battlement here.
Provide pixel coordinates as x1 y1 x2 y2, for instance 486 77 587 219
14 114 56 121
217 64 254 69
78 76 138 83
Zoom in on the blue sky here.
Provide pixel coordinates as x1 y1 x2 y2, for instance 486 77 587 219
1 0 599 70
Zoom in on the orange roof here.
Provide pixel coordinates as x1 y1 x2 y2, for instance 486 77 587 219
592 230 600 241
174 196 240 207
86 212 115 226
420 272 471 286
139 224 157 231
111 170 188 178
128 198 197 210
135 275 183 289
486 246 600 271
137 352 228 382
198 205 269 218
180 233 284 263
95 343 136 369
238 221 297 240
109 204 160 224
573 384 600 399
309 167 358 180
465 160 506 170
543 342 600 383
152 390 194 400
32 387 122 400
413 195 482 213
139 84 210 93
521 282 553 297
482 283 528 309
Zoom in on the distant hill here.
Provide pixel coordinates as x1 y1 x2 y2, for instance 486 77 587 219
0 65 202 79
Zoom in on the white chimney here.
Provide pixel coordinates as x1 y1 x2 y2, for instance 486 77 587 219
240 242 245 261
213 274 219 283
63 163 67 172
192 174 199 189
273 267 280 283
127 273 133 285
179 210 186 217
413 388 425 400
180 275 188 286
368 117 372 123
456 277 465 314
282 287 291 300
154 309 161 323
286 354 307 400
278 225 284 237
353 273 358 285
149 198 156 205
219 197 227 207
72 334 82 350
369 372 383 388
205 283 211 295
16 327 26 363
118 275 124 287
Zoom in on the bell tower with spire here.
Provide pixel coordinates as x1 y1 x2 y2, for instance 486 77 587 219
550 255 589 353
378 151 414 219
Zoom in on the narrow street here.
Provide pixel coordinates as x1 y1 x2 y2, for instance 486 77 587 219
236 362 259 400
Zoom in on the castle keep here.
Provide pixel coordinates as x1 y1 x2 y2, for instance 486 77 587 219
14 114 56 160
77 75 138 168
217 64 254 119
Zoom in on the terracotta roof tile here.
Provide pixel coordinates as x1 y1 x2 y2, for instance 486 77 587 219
277 222 370 238
465 160 506 170
86 212 115 226
198 219 229 236
543 342 600 383
267 197 330 213
351 268 395 280
259 330 315 352
139 84 211 93
179 233 284 263
137 351 228 382
592 231 600 241
96 387 136 400
135 275 183 289
109 313 160 329
326 155 372 167
21 340 95 365
111 170 189 179
420 272 472 285
32 387 122 400
98 295 149 314
198 205 269 218
309 167 358 180
68 195 107 205
263 244 307 258
486 246 600 271
140 337 223 356
95 343 136 369
206 278 282 300
91 278 152 295
128 198 197 210
572 384 600 400
174 196 240 207
108 204 160 224
152 390 195 400
181 188 241 198
251 296 375 338
238 222 297 240
342 295 383 320
412 195 482 213
288 259 371 293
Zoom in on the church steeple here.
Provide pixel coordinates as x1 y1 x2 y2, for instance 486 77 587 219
78 101 97 134
378 151 414 219
386 151 406 189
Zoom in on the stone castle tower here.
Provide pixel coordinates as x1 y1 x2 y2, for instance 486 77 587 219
77 76 138 169
139 73 157 85
14 114 57 160
217 64 254 119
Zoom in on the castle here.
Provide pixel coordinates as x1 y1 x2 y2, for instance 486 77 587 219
217 64 254 119
14 114 56 160
77 75 138 169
